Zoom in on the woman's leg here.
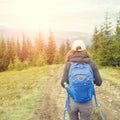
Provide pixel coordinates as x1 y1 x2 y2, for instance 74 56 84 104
68 97 79 120
79 101 93 120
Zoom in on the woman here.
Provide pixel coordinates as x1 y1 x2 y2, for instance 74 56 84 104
61 40 102 120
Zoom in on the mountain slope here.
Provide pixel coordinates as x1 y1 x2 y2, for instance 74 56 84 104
0 27 92 47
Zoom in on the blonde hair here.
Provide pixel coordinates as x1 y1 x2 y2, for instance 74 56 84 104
65 49 91 62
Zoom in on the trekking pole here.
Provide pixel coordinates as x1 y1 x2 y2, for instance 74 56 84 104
93 90 105 120
63 95 69 120
63 108 67 120
63 83 69 120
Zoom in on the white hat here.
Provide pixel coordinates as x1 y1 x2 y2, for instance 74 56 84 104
72 40 86 51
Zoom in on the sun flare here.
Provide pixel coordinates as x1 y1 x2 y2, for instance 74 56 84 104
0 0 120 32
21 0 62 31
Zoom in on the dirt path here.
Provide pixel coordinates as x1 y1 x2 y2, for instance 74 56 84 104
28 74 120 120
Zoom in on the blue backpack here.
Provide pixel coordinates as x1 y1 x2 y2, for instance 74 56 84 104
67 62 94 103
63 62 105 120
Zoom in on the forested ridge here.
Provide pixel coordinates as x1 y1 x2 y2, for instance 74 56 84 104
90 12 120 66
0 31 71 71
0 12 120 72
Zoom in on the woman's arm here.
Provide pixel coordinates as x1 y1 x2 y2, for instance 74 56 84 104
92 62 102 86
61 62 70 88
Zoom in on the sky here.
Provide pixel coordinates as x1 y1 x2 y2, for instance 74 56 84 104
0 0 120 33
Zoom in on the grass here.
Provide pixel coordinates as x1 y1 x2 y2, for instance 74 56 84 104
0 64 63 120
99 67 120 88
0 64 119 120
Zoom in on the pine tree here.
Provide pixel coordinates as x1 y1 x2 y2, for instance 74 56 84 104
35 52 47 67
20 34 28 61
46 31 56 64
33 33 47 66
53 50 61 64
26 37 33 62
14 56 23 70
0 37 8 71
102 13 114 66
115 12 120 66
65 39 71 54
35 33 45 53
104 12 113 37
16 37 21 59
91 26 99 61
6 38 16 63
96 25 105 64
97 13 114 66
59 41 65 63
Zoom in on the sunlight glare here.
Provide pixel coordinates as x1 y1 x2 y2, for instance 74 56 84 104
22 0 63 31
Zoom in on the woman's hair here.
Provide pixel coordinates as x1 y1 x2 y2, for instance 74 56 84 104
65 49 91 62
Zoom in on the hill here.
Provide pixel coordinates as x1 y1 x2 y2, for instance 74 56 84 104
0 26 92 47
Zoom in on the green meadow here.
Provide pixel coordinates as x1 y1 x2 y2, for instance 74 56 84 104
0 64 62 120
100 67 120 88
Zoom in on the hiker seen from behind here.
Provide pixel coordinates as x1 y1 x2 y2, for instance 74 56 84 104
61 40 102 120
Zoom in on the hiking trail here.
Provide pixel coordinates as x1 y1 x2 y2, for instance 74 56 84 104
28 69 120 120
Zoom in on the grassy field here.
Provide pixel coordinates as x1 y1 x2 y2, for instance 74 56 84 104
0 64 63 120
100 67 120 88
0 64 120 120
